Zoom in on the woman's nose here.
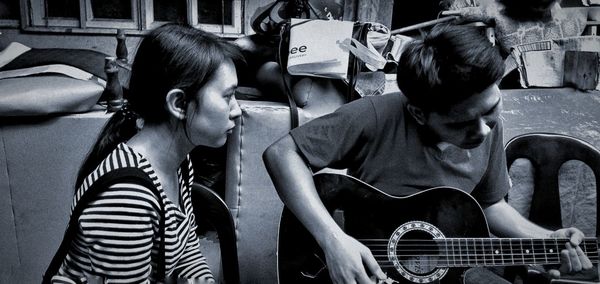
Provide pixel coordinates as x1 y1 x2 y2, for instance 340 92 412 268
229 96 242 120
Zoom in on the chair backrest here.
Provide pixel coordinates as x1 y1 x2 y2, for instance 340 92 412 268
505 132 600 236
191 183 239 284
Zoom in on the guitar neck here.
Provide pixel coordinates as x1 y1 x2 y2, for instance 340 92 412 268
417 238 599 267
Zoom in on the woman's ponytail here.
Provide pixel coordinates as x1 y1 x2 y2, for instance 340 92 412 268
75 105 141 189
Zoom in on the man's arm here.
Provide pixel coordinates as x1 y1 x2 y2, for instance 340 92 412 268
484 199 594 277
263 134 385 283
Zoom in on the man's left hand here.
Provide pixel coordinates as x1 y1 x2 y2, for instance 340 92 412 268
547 227 594 278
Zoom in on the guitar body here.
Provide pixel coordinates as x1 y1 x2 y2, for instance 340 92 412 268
277 173 491 284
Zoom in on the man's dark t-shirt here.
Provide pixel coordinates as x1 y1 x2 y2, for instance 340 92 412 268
290 93 510 208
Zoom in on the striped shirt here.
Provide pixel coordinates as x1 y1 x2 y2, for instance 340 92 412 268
52 143 213 284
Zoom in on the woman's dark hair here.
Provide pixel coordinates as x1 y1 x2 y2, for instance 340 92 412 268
76 23 243 189
396 24 504 113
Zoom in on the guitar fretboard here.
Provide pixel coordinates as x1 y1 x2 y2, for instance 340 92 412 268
393 238 599 267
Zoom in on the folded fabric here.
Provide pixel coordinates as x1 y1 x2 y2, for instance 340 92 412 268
0 75 104 116
0 42 31 69
0 64 106 87
0 48 109 80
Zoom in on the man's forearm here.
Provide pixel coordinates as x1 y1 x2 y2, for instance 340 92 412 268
263 135 344 246
484 199 554 238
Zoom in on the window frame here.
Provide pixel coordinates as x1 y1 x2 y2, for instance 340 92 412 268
0 0 20 27
19 0 244 36
83 0 139 29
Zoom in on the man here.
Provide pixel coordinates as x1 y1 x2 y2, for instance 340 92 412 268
263 24 593 283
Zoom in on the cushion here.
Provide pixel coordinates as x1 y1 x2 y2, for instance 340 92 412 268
0 75 103 116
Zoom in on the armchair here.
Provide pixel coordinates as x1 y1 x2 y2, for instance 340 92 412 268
505 132 600 283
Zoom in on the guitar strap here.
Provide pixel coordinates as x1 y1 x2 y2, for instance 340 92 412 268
278 21 300 129
42 168 166 284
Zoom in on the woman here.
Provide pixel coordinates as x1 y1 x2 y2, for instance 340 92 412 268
49 23 243 283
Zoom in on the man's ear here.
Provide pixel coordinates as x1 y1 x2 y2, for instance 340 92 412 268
406 104 427 125
165 88 186 120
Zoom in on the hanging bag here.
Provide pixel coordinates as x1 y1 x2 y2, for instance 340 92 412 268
286 19 355 79
42 168 166 284
278 19 386 128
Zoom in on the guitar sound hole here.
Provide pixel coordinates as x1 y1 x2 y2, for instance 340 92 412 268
395 230 440 276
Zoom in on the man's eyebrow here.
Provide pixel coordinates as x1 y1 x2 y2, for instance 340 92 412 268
484 98 501 115
449 98 502 125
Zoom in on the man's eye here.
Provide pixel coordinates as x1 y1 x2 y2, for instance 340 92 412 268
447 122 470 129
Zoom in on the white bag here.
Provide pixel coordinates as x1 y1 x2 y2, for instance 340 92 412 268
286 19 354 79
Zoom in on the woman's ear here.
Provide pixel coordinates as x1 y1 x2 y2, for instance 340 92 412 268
406 104 427 125
165 88 187 120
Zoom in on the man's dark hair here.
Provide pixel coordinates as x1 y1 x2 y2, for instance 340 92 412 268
396 24 504 112
499 0 557 20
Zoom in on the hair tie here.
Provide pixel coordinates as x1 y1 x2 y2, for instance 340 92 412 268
117 104 144 130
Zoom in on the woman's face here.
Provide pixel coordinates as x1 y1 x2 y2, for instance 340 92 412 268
185 59 241 148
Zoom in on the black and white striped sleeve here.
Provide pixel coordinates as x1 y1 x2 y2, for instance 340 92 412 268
76 182 161 283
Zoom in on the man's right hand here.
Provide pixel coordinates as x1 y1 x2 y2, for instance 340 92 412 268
322 232 387 284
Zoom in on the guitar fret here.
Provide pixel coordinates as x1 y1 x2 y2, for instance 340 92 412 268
453 239 457 267
585 239 599 261
465 239 471 265
542 239 548 263
500 239 505 265
528 238 534 264
473 239 478 265
508 239 515 265
481 238 487 266
474 239 480 266
533 238 545 265
522 239 527 264
552 239 560 263
493 238 501 265
457 239 463 266
513 239 525 264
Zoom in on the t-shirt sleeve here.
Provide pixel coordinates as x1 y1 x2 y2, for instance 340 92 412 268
174 227 214 280
289 97 377 171
471 120 511 208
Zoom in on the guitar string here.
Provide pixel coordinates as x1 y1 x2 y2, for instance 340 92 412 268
357 238 597 243
357 239 598 256
367 252 595 261
357 238 598 259
368 257 565 266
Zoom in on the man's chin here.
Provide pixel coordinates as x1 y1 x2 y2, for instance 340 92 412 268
460 141 484 149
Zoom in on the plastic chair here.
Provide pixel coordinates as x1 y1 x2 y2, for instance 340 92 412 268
191 183 240 284
505 132 600 284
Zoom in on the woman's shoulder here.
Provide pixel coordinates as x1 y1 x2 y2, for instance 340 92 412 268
73 143 159 210
99 182 162 211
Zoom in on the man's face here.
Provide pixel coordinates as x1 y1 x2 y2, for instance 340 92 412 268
424 84 502 149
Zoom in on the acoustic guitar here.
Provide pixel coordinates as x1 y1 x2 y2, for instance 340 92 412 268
277 173 599 283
